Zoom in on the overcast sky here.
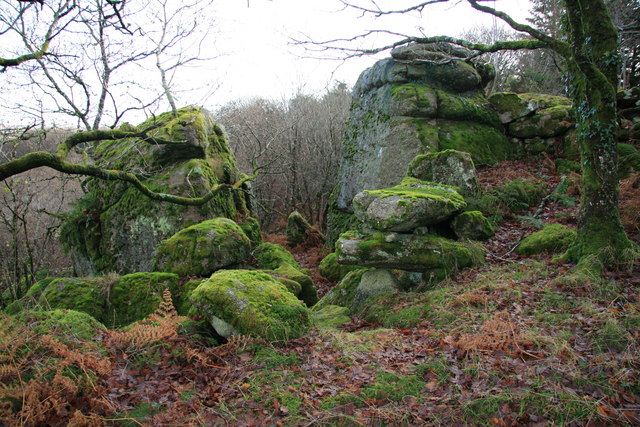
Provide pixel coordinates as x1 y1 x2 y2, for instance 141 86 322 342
205 0 533 108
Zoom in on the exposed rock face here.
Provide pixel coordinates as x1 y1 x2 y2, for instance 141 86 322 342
59 107 251 275
333 42 509 214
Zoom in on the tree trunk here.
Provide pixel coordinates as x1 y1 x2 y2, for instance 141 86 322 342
565 0 636 269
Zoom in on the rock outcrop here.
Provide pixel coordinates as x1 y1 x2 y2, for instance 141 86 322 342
333 42 510 216
59 107 252 275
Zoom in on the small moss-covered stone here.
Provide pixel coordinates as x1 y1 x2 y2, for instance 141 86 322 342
190 270 311 342
108 272 180 328
353 178 466 232
450 211 495 240
351 269 400 314
253 242 318 306
39 277 115 321
318 252 363 282
516 223 577 255
407 150 480 197
154 217 251 277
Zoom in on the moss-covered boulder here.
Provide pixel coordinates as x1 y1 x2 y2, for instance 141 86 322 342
516 224 577 255
189 270 311 341
107 272 180 328
407 150 480 197
154 218 251 277
336 231 484 273
59 107 252 276
450 211 495 241
252 242 318 306
352 178 466 232
318 252 363 282
508 105 574 139
38 277 114 321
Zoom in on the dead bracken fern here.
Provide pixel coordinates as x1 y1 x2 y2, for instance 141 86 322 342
452 312 535 358
0 314 113 426
110 288 186 347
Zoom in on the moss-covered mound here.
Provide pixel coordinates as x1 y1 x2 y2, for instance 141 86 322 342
253 242 318 306
154 217 251 277
59 107 252 275
38 277 114 321
189 270 311 342
490 177 548 212
516 224 577 256
336 231 484 273
353 178 466 232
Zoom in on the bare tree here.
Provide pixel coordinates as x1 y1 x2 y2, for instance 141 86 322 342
217 83 351 231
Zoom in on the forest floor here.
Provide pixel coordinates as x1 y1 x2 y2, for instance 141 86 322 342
2 156 639 426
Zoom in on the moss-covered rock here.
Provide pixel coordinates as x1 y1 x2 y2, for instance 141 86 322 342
59 107 252 276
336 230 484 273
189 270 311 342
450 210 495 240
154 217 251 277
407 150 480 197
516 223 577 255
107 272 180 328
318 252 363 282
352 178 466 232
350 269 401 314
176 278 205 316
38 277 114 321
238 217 263 249
252 242 318 306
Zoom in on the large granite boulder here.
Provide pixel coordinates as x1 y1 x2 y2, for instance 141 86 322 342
352 178 466 232
189 270 311 341
59 107 252 275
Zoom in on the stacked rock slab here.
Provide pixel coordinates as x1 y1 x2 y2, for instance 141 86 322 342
59 107 252 275
335 177 485 296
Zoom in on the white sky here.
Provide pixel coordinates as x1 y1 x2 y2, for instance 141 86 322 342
205 0 533 108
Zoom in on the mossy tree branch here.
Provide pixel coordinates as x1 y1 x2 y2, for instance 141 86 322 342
1 126 258 206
